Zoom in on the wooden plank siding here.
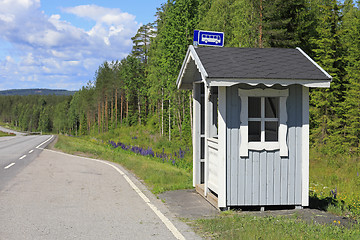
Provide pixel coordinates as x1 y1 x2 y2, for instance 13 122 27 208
208 138 219 193
226 84 303 206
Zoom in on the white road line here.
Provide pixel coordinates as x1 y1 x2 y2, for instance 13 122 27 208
44 149 186 240
29 150 33 154
19 155 26 160
35 135 54 149
4 163 15 169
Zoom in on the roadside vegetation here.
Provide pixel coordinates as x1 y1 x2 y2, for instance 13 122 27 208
192 212 360 240
54 133 192 194
309 148 360 220
0 130 15 137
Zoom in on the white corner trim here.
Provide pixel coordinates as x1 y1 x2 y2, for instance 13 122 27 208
204 85 210 197
302 86 310 206
218 86 227 208
296 47 333 80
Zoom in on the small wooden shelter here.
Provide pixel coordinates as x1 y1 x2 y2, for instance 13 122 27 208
177 46 332 210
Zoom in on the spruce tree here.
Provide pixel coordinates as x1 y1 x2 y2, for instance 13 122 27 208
341 0 360 153
309 0 345 150
262 0 307 48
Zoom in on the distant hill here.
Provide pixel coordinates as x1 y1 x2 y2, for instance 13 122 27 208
0 89 77 96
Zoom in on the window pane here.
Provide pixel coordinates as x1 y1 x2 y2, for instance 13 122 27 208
265 97 279 118
265 121 278 141
249 97 261 118
249 121 261 141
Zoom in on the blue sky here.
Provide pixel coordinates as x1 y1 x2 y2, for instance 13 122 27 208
0 0 165 90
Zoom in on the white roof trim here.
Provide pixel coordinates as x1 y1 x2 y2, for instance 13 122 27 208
176 47 192 89
176 45 208 89
296 47 333 80
208 78 331 88
190 46 208 78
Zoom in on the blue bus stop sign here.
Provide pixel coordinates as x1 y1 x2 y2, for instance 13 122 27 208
193 30 224 47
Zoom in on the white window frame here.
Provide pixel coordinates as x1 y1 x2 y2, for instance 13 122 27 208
238 89 289 157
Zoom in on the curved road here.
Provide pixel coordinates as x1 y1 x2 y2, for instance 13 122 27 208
0 126 54 191
0 130 200 239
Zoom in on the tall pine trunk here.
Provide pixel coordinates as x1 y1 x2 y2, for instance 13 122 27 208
126 92 129 122
101 100 105 133
137 90 141 125
98 102 101 133
161 88 164 136
115 88 118 128
169 99 171 141
105 95 108 132
120 91 124 124
111 93 114 127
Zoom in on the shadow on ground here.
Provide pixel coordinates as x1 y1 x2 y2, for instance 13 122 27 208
309 195 339 211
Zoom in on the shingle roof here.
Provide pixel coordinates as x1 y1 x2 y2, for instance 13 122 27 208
176 46 332 90
194 47 330 80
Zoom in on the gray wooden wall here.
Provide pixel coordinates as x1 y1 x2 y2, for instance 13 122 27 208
226 84 303 206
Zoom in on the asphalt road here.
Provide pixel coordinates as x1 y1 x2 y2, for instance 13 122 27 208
0 127 54 191
0 132 200 239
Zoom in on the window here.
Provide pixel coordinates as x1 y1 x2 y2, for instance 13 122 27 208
248 97 279 142
238 89 289 157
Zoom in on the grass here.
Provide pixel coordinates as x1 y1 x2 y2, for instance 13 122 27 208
0 130 15 137
0 122 22 132
192 212 360 240
92 125 193 170
309 147 360 220
54 135 192 194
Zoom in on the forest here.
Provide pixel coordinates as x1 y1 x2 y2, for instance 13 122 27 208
0 0 359 156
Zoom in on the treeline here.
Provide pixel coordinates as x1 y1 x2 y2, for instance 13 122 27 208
0 0 359 154
0 89 76 96
0 95 72 132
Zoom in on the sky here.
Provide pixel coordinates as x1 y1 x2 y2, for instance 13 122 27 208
0 0 165 91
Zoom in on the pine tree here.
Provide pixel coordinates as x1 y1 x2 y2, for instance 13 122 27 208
147 0 198 140
262 0 307 48
341 0 360 153
131 23 155 64
309 0 345 149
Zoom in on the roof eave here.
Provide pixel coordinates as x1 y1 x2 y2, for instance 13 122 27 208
296 47 333 81
176 45 208 90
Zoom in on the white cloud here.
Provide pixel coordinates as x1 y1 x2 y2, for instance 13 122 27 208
0 0 139 90
63 5 136 24
0 13 15 23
